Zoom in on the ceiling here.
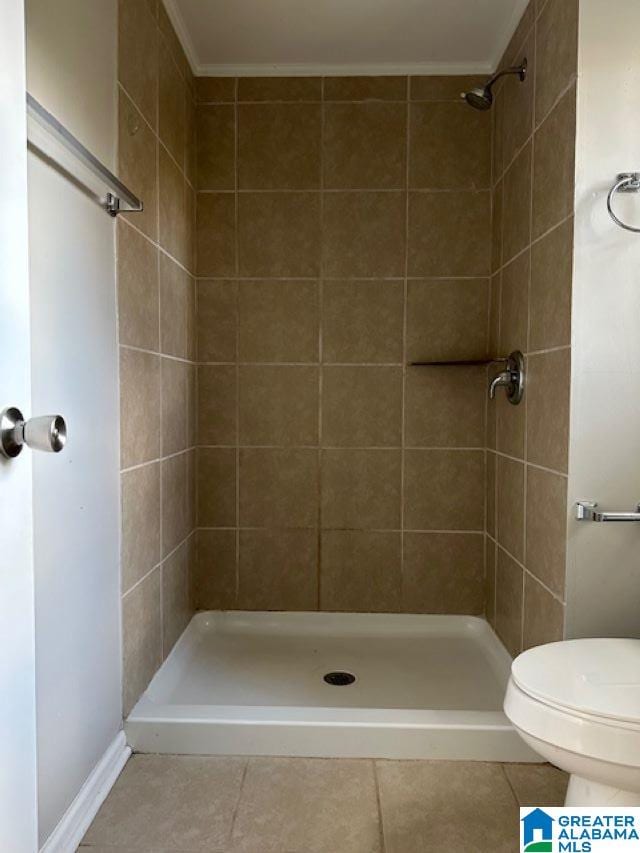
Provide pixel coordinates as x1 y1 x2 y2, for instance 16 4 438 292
164 0 529 77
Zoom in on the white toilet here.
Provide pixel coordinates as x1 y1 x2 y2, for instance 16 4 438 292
504 638 640 806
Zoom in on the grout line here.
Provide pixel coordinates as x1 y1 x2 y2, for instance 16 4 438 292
158 132 196 194
118 80 157 141
194 275 489 282
535 0 551 20
484 80 498 617
533 75 578 135
195 445 487 452
227 757 250 844
196 526 485 535
120 342 194 364
121 561 160 602
494 541 566 606
521 24 537 654
317 75 325 611
196 97 472 106
120 445 196 475
400 75 410 605
119 213 195 279
155 46 166 663
494 212 573 280
196 186 491 195
121 523 195 602
233 88 241 607
501 763 522 807
492 449 568 480
373 760 387 853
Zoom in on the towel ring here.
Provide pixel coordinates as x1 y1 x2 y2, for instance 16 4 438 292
607 172 640 233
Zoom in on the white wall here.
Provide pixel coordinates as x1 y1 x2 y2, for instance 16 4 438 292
566 0 640 638
25 0 122 846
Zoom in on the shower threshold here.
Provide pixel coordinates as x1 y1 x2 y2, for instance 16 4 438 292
125 611 539 761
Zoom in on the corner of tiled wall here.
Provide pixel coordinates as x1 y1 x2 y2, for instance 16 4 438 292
485 0 578 657
117 0 197 716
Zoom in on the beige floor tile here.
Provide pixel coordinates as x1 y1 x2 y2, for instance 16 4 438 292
82 755 246 851
230 757 381 853
377 760 519 853
80 756 557 853
504 763 569 806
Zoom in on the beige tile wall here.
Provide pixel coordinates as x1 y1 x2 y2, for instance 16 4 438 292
118 0 196 715
194 73 495 614
486 0 577 655
115 0 575 686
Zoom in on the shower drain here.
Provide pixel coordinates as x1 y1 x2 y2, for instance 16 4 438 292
323 671 356 686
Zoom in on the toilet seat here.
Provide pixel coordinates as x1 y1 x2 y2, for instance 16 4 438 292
504 639 640 771
511 638 640 726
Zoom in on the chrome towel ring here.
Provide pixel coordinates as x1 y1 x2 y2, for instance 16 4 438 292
607 172 640 232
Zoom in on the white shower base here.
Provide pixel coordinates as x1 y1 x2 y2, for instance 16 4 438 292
126 611 539 761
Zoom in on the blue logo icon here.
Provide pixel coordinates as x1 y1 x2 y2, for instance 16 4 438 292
522 808 554 852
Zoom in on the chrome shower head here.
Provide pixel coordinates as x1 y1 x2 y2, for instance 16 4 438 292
461 59 527 111
463 86 493 111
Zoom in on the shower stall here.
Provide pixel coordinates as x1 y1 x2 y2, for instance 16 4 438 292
120 7 573 758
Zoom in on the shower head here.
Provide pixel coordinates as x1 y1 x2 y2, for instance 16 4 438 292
462 59 527 110
463 86 494 111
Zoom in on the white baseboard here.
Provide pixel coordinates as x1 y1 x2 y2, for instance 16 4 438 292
40 730 130 853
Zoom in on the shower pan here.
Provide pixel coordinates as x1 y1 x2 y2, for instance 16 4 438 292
126 610 538 762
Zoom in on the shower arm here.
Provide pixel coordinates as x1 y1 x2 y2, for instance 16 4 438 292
484 63 528 91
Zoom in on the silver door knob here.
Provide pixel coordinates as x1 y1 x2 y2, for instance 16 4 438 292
0 407 67 458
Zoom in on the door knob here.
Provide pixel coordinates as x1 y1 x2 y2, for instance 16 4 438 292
0 407 67 458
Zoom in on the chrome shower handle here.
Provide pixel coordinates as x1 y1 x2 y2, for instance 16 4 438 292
488 351 525 405
0 407 67 458
489 370 513 398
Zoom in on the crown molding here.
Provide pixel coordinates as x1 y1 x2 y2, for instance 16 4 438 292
196 61 494 78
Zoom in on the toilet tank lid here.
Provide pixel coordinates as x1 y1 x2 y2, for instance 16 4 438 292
512 638 640 725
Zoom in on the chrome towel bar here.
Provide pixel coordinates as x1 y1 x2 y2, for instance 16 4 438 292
26 93 143 217
576 500 640 522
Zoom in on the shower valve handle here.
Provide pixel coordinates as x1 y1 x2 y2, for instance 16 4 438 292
488 351 525 405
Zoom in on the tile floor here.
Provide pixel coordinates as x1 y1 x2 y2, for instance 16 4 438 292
79 755 567 852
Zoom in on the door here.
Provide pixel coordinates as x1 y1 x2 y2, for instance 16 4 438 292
0 2 39 851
